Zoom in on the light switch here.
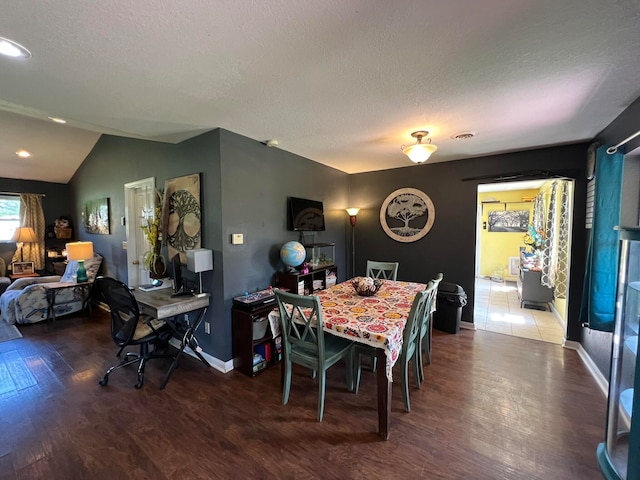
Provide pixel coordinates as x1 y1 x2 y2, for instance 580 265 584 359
231 233 244 245
122 241 127 250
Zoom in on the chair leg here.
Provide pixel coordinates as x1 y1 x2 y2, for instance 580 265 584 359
282 359 292 405
354 351 363 394
98 354 141 386
402 359 411 412
317 369 326 422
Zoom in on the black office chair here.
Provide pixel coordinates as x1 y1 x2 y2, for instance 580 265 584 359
95 276 174 389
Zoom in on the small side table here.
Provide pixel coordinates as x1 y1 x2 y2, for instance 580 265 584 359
9 272 40 282
46 282 93 323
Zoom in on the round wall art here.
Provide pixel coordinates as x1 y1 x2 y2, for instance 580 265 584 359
379 188 435 243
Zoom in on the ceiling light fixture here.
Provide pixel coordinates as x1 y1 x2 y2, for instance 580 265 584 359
401 131 437 163
0 36 31 58
48 116 67 124
16 150 31 158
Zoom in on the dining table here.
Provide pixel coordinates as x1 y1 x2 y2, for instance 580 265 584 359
315 278 427 439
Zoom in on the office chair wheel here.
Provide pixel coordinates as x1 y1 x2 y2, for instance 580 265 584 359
99 376 109 386
135 380 143 389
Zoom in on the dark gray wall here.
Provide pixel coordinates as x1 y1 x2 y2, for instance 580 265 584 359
68 129 349 363
218 129 349 361
0 177 72 228
0 177 72 268
348 144 589 334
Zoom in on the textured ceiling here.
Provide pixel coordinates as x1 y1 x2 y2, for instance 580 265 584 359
1 0 640 183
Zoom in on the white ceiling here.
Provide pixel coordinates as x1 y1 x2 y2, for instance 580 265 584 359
2 1 640 183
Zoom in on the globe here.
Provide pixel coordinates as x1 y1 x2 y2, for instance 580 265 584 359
280 241 306 270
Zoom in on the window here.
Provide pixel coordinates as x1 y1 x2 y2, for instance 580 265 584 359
0 195 20 241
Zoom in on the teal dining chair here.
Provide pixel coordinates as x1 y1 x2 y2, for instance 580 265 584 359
365 260 399 280
274 289 355 421
359 260 400 372
416 274 442 388
418 273 444 381
354 281 435 412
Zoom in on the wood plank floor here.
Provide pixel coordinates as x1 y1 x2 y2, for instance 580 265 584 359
0 309 606 479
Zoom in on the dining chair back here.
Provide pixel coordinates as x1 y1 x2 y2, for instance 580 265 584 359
417 274 443 387
95 276 174 389
365 260 399 280
274 288 355 421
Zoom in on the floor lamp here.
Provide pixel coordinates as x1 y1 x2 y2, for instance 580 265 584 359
346 208 360 278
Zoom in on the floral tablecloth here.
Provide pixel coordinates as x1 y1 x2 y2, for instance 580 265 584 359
315 279 426 380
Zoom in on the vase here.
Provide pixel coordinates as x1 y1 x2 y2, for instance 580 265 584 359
149 256 166 279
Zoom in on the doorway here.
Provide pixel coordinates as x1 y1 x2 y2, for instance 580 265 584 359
474 179 574 345
124 177 156 287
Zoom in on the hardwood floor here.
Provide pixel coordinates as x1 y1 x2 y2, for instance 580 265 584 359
0 309 606 479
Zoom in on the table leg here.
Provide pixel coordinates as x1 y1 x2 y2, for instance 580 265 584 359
376 348 391 440
160 307 210 390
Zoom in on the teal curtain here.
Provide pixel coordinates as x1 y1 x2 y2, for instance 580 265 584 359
579 146 625 332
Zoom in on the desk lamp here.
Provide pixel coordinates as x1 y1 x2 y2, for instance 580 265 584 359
66 241 94 283
187 248 213 298
12 227 37 262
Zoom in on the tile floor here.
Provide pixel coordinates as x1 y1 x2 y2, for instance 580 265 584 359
473 277 566 344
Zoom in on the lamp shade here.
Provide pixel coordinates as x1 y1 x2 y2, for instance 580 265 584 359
186 248 213 273
66 241 94 261
402 130 438 163
12 227 37 243
345 208 360 216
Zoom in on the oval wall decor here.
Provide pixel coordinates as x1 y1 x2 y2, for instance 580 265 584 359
379 188 435 243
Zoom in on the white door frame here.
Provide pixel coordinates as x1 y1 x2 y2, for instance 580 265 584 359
124 177 156 286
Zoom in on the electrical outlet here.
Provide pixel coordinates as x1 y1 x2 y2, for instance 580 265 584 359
204 322 210 334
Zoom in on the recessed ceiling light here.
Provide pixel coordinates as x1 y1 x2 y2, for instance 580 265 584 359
451 131 477 140
48 116 67 124
0 36 31 58
16 150 31 158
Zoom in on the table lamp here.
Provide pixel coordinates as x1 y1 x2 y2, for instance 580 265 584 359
66 241 94 283
12 227 37 262
186 248 213 297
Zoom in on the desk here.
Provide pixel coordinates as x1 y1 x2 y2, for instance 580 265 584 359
315 279 426 439
133 288 211 389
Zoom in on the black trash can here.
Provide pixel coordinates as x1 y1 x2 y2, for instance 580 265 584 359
433 282 467 334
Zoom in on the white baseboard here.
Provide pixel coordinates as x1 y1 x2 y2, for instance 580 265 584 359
563 339 608 398
461 321 475 330
168 338 234 373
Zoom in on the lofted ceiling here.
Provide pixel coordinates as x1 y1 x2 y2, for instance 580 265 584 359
1 1 640 184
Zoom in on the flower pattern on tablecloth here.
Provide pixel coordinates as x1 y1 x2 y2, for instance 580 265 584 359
316 279 426 380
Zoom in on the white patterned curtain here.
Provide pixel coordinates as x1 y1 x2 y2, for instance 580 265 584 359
541 182 557 289
533 193 545 233
10 194 46 269
541 180 570 297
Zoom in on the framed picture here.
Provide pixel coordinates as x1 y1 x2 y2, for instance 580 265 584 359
81 197 110 234
488 210 530 232
12 261 35 275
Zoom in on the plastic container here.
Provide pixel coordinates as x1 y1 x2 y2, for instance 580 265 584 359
433 282 467 334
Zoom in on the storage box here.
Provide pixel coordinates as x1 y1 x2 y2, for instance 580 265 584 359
304 243 335 269
252 317 269 340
